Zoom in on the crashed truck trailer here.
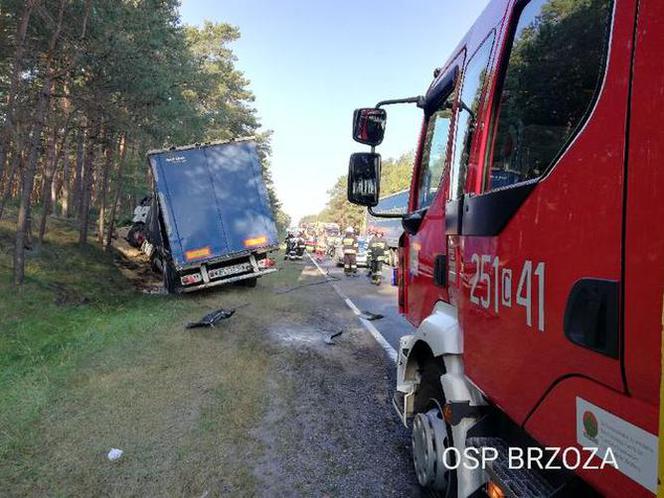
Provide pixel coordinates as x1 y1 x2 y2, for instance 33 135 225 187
144 139 279 293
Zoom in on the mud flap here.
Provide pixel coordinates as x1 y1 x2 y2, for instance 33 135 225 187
392 389 416 428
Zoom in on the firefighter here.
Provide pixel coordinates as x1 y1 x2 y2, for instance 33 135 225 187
284 230 295 260
315 234 327 261
368 228 387 285
295 230 306 259
341 226 359 276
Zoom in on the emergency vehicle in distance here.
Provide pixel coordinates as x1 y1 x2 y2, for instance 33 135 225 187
347 0 663 496
365 189 408 266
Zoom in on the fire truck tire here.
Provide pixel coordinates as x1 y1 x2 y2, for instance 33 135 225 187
410 357 455 496
412 407 453 493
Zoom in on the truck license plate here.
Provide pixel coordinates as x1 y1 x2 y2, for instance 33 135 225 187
208 263 252 279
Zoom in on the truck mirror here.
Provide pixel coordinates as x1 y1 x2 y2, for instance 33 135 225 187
347 152 381 207
352 108 386 146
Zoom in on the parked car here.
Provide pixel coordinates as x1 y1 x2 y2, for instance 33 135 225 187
334 236 368 267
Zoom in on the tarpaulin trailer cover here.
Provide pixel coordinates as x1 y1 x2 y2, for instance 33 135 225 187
148 140 279 268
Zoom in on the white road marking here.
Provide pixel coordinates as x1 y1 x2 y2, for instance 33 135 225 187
307 253 398 363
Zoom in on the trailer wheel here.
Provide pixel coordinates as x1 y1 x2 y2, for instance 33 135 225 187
241 277 258 288
150 254 161 274
127 222 146 248
162 260 180 294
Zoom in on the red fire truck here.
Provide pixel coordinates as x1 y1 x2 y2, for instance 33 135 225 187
347 0 663 496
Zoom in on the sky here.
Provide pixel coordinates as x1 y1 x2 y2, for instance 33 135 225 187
180 0 490 224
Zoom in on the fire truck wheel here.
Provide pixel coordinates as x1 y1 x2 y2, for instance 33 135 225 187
412 407 452 493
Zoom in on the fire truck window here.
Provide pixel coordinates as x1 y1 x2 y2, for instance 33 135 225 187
488 0 612 190
449 34 495 200
417 98 453 209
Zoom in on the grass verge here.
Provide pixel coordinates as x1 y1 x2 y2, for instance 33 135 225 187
0 214 298 496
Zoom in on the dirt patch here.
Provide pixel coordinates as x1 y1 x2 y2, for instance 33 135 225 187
111 226 163 293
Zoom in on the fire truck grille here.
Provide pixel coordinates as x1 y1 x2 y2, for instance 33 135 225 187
467 437 557 498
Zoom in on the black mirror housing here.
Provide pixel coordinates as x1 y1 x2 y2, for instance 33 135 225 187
352 108 386 146
347 152 381 207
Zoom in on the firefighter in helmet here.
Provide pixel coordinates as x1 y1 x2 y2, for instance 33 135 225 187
341 226 359 276
284 230 294 260
368 227 387 285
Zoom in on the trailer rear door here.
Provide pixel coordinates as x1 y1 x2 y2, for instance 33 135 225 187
204 142 279 254
150 147 229 267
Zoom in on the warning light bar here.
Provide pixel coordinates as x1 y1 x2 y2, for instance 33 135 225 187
185 246 211 261
244 235 268 248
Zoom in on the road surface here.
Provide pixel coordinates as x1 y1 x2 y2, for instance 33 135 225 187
315 256 416 352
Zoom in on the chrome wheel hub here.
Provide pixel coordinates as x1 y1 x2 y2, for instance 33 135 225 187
412 408 451 491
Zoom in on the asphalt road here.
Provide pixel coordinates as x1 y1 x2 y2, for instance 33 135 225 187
316 256 416 352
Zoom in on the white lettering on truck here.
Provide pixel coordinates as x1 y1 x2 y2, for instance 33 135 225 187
469 254 545 332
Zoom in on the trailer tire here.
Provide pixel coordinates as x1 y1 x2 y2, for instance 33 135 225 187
241 277 258 288
127 223 146 248
162 260 180 294
150 254 161 274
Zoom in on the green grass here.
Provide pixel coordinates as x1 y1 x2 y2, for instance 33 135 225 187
0 214 301 496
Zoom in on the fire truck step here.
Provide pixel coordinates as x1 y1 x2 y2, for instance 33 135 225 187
466 437 557 498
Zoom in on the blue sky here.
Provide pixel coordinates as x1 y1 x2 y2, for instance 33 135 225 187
180 0 490 223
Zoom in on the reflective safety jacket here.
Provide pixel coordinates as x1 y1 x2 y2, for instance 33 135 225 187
368 236 387 261
342 235 358 254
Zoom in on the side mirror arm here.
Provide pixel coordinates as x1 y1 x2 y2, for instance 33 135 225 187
367 206 405 219
375 95 425 109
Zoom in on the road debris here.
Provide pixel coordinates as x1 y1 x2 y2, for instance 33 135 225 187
186 308 235 329
274 276 339 295
107 448 123 461
323 330 343 345
360 311 384 321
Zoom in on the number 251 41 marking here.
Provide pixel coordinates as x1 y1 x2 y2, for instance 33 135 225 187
469 254 545 332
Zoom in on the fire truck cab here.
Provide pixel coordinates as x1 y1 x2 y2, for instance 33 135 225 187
347 0 663 496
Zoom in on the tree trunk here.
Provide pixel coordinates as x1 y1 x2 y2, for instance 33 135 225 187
0 148 22 221
13 0 66 286
0 0 40 180
60 139 71 217
78 120 98 245
72 129 84 216
105 134 127 250
50 82 72 218
38 115 71 243
97 135 114 245
37 121 57 243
